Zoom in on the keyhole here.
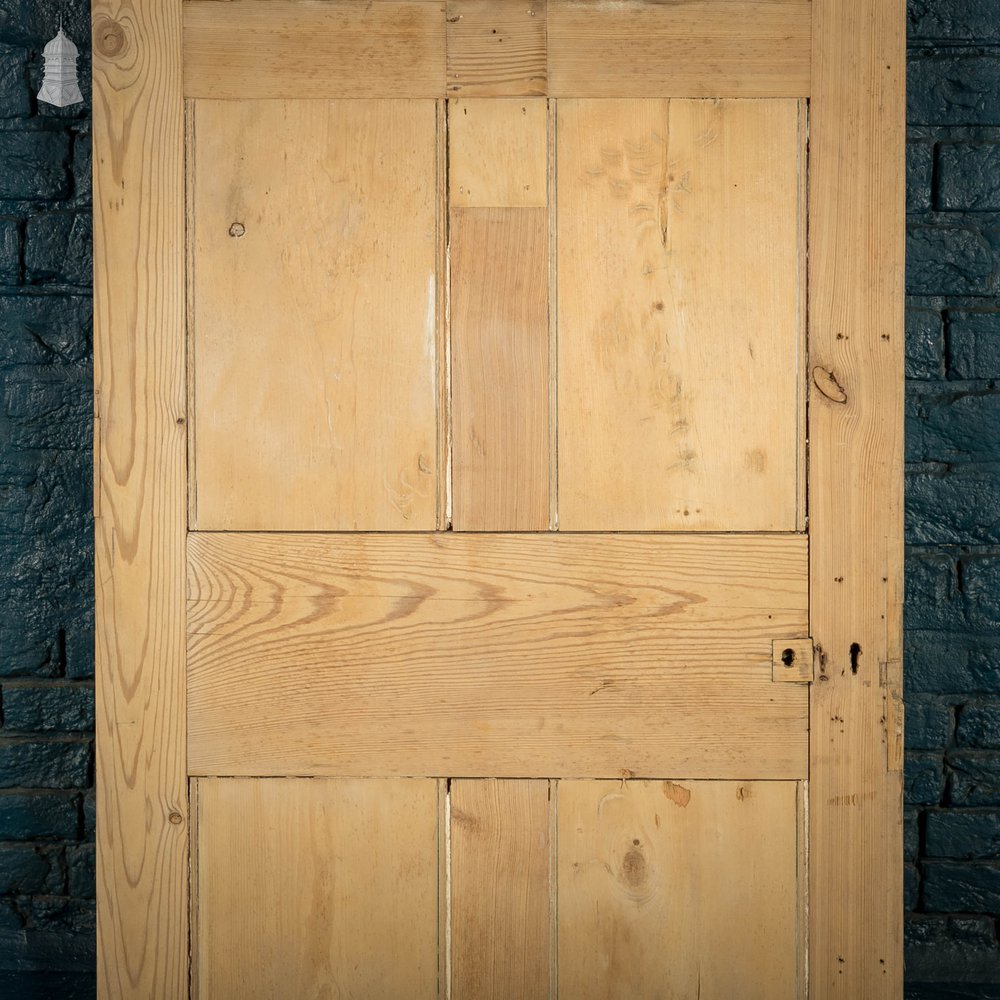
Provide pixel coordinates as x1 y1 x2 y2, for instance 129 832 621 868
781 647 796 668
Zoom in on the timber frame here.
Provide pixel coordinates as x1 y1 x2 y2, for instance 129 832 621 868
92 0 904 996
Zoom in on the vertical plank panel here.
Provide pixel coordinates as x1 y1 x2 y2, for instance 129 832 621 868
557 780 801 1000
195 778 440 999
190 99 439 531
556 98 803 531
451 209 549 530
451 780 552 999
808 0 905 993
92 1 188 996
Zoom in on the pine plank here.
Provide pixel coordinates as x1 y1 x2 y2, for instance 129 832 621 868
446 0 547 97
451 209 549 530
189 99 439 531
557 780 802 1000
92 0 188 994
450 780 552 999
183 0 447 99
193 778 440 999
187 532 809 778
556 98 804 531
548 0 811 98
808 0 905 993
449 98 548 208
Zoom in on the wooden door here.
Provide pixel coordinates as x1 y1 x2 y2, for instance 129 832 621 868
92 1 904 998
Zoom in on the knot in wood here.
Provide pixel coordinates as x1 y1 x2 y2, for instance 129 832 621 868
94 16 127 59
812 365 848 404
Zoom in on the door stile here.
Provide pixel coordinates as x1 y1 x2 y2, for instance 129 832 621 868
92 0 189 996
807 0 905 995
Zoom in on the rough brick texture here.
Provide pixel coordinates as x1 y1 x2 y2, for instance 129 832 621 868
0 1 94 996
1 0 999 997
907 2 1000 996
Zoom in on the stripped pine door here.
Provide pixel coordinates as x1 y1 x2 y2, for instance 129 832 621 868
93 1 904 998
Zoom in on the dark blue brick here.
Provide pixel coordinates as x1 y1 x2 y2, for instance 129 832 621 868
909 54 1000 127
81 792 93 841
964 556 1000 631
0 740 89 789
949 310 1000 379
0 791 77 839
907 698 955 749
0 926 94 974
906 808 921 860
923 861 1000 912
950 752 1000 805
0 844 58 894
907 465 1000 544
2 683 93 732
0 292 91 364
25 211 91 285
0 43 26 119
906 862 922 910
926 808 1000 858
905 554 962 631
0 129 70 201
909 0 1000 41
920 392 1000 463
1 365 91 451
0 216 17 284
0 0 91 48
905 915 1000 989
70 128 89 207
957 701 1000 747
907 224 995 295
906 308 944 379
66 845 92 899
909 142 935 212
938 144 1000 211
907 753 947 805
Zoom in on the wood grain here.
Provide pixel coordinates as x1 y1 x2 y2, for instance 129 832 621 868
446 0 546 96
189 99 439 531
451 209 549 530
187 532 809 778
548 0 811 97
92 0 188 994
557 780 802 999
808 0 906 993
556 98 804 531
451 780 552 999
193 778 440 999
183 0 446 99
449 98 548 208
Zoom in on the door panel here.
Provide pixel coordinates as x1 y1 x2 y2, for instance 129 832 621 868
193 777 441 1000
187 531 809 778
557 98 805 531
95 1 904 995
189 99 440 531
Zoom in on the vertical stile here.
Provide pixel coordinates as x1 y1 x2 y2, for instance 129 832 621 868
92 0 189 994
807 0 905 993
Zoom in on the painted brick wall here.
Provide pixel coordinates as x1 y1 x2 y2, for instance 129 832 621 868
1 0 999 997
0 0 95 996
907 2 1000 997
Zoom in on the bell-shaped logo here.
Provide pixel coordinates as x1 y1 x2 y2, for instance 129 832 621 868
37 27 84 108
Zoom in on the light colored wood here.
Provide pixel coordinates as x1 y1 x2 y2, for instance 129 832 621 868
451 780 552 999
92 0 188 995
558 780 801 1000
187 531 809 778
194 778 440 999
446 0 546 97
183 0 446 99
451 209 549 531
808 0 905 993
548 0 811 98
436 99 451 531
556 98 804 531
189 99 439 531
449 98 548 208
772 637 815 683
